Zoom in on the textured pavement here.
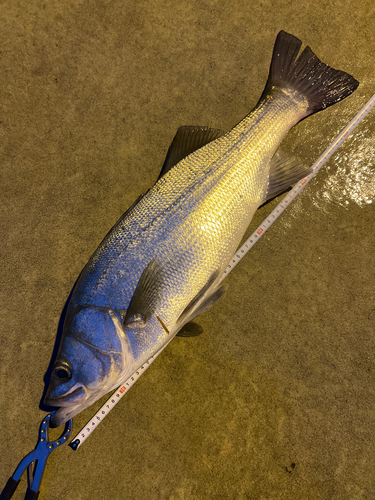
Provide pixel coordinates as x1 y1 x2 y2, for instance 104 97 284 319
1 1 374 499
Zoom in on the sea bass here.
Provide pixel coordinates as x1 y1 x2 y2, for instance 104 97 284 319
45 31 358 426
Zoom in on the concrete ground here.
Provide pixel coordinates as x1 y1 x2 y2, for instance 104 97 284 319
1 1 374 499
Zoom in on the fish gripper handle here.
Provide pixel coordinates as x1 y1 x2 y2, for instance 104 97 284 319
0 477 20 500
25 487 40 500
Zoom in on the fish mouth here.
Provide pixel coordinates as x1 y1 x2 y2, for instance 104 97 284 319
45 383 92 426
50 404 84 427
45 384 88 407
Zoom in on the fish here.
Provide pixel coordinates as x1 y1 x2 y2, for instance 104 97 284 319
45 31 359 426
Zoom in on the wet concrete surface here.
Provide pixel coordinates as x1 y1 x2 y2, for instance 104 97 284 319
1 1 374 499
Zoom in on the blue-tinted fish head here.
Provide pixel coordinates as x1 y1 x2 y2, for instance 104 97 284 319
45 308 134 426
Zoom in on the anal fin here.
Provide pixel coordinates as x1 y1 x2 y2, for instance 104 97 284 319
264 150 312 203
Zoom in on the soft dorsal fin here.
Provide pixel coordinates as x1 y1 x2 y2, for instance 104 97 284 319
123 259 164 329
158 126 226 179
264 150 312 203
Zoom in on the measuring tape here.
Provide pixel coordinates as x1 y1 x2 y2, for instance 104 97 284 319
69 93 375 450
69 346 171 450
218 93 375 281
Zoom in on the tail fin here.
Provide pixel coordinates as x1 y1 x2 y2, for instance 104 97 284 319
265 31 359 115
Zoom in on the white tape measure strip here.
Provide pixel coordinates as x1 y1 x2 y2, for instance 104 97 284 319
218 93 375 282
70 94 375 450
69 343 172 450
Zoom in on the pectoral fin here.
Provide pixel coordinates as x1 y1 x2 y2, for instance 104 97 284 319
124 259 164 329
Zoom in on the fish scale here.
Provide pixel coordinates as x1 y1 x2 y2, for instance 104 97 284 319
73 91 303 313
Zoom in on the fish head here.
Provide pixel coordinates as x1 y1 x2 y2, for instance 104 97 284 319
45 307 134 426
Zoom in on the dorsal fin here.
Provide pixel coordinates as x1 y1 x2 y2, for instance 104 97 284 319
158 126 226 178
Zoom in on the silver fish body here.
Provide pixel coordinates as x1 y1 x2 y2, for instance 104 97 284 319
45 31 358 426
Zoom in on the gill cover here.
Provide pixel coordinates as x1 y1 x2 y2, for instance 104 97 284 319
45 307 134 426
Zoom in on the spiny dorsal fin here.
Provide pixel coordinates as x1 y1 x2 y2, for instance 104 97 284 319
123 259 164 329
264 150 312 203
158 126 226 178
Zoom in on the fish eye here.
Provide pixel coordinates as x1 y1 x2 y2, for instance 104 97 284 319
54 363 72 381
